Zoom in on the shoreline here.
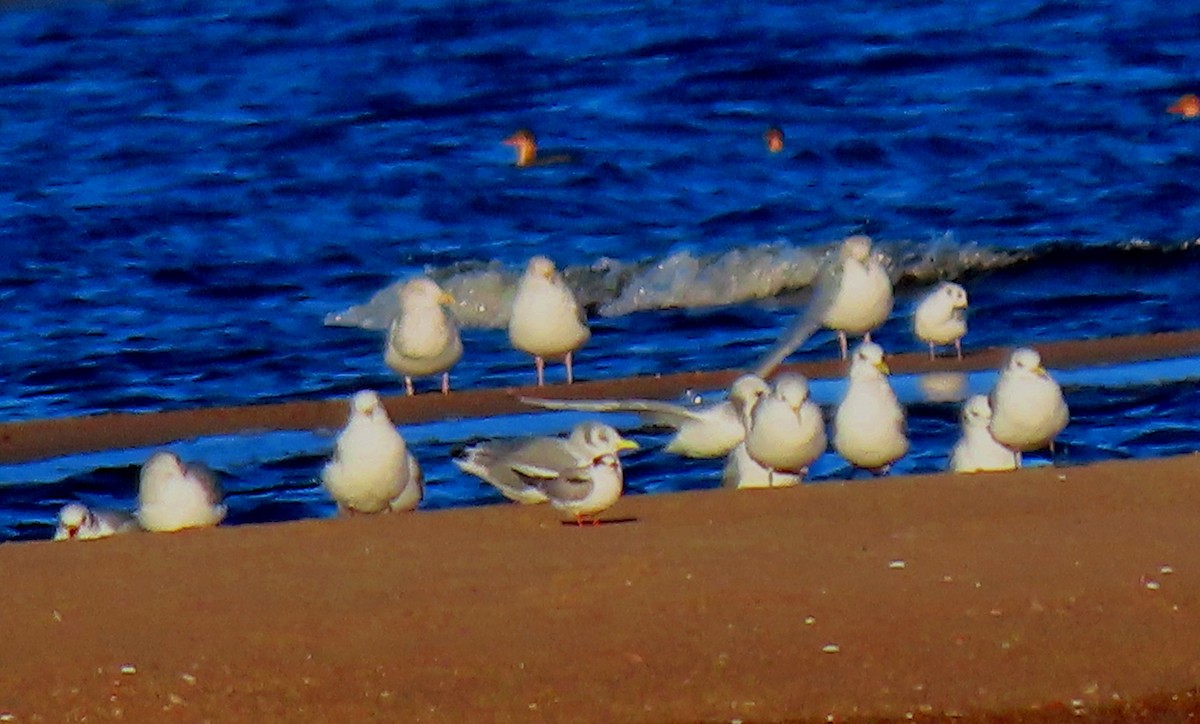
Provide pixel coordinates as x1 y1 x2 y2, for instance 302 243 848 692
4 453 1200 721
3 328 1199 464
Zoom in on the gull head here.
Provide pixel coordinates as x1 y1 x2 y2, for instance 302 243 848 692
729 374 771 423
57 502 91 539
503 128 536 149
774 373 811 411
351 389 384 417
850 341 890 377
400 277 454 308
961 394 993 428
571 421 639 456
1005 347 1046 377
526 255 558 281
504 129 538 166
840 234 873 263
141 451 186 486
938 282 969 310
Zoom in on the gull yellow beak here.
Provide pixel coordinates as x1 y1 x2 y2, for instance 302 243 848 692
439 292 456 305
617 438 640 452
1033 365 1047 377
876 360 891 375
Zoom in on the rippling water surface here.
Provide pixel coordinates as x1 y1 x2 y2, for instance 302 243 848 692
1 0 1198 540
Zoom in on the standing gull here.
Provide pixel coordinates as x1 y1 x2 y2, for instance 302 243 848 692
54 502 137 541
832 342 908 473
752 235 893 378
385 277 462 396
949 395 1019 473
988 347 1069 460
745 373 827 485
137 451 227 533
508 256 590 386
913 282 969 360
322 390 423 514
721 374 802 489
455 422 638 523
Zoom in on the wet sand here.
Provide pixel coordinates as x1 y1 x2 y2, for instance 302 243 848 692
4 453 1200 722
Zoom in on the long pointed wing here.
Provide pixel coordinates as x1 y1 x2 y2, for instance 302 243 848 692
519 397 706 426
508 461 561 479
750 254 842 379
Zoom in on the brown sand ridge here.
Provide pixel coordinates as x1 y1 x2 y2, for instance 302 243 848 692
3 329 1200 464
2 331 1200 721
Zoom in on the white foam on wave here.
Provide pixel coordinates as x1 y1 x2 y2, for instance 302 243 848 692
323 236 1025 331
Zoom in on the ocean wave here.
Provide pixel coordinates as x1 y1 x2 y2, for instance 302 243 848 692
324 235 1033 331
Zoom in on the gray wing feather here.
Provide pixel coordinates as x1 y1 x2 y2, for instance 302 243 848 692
507 437 583 473
533 464 594 503
509 461 560 479
519 397 705 425
750 255 842 379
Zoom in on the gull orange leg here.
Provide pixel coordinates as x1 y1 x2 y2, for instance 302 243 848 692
405 376 415 396
441 372 450 395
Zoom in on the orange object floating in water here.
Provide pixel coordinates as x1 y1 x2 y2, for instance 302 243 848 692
503 128 538 166
1167 93 1199 118
502 129 572 167
763 126 785 153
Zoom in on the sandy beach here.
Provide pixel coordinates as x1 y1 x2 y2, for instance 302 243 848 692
3 330 1200 721
4 452 1200 722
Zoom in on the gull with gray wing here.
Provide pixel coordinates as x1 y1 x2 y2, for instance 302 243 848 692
54 502 138 541
455 421 638 522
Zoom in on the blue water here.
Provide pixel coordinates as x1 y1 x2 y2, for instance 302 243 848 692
1 0 1199 541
